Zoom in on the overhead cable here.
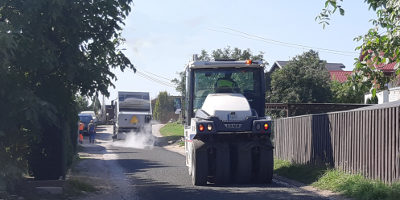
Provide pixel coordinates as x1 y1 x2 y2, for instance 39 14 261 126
127 68 176 88
205 27 358 57
135 66 173 81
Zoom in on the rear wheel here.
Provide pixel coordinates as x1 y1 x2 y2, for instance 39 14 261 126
257 148 273 184
191 140 208 186
214 143 230 185
236 142 252 184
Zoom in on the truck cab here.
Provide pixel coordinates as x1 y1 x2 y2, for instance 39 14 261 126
177 56 273 185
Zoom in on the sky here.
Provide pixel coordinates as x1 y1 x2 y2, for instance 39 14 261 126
104 0 377 104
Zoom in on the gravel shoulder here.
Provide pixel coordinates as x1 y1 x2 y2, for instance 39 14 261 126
68 126 137 200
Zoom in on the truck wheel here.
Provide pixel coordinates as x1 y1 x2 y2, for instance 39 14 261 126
214 143 230 185
191 140 208 186
236 142 252 184
257 148 273 184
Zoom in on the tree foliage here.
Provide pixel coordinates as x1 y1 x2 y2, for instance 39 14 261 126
330 79 369 103
0 0 134 186
171 71 186 97
198 46 265 62
268 50 332 104
318 0 399 96
153 91 174 123
88 96 102 114
76 95 90 113
366 95 379 104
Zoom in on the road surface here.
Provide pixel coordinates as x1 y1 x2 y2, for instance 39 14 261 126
73 125 334 200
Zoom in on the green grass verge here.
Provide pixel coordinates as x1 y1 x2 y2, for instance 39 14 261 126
274 158 329 184
313 170 400 200
274 158 400 200
159 122 184 142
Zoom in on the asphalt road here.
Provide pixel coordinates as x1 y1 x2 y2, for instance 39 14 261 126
86 125 331 200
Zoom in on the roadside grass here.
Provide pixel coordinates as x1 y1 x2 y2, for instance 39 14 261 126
159 122 184 142
67 178 97 195
274 158 400 200
313 170 400 200
274 158 329 184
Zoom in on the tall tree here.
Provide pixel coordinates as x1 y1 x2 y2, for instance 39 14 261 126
268 50 332 104
0 0 134 184
153 91 174 123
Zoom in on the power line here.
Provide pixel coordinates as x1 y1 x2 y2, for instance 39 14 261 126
136 73 175 88
205 27 358 57
220 27 358 54
135 66 173 81
127 68 176 88
136 71 176 87
137 72 175 87
205 28 303 51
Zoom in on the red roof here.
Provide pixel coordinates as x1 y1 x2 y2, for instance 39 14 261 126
360 49 396 73
377 62 396 72
330 71 352 83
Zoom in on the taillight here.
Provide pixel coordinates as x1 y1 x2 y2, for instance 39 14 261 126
199 124 204 131
207 124 213 131
264 123 269 130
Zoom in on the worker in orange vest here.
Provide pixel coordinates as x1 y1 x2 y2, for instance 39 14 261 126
78 120 85 144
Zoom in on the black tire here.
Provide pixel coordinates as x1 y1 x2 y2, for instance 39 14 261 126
257 148 273 184
192 140 208 186
236 142 252 184
214 143 230 185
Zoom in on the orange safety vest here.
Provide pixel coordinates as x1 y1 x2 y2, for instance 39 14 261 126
79 122 85 130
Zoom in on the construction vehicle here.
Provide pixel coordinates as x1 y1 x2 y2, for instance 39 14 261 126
112 91 152 139
174 55 273 186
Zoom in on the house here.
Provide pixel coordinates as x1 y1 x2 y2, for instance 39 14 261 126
359 50 400 103
269 61 352 83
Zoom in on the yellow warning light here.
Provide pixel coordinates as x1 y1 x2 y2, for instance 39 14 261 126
130 116 139 123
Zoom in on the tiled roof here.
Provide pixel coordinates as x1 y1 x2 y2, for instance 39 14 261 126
359 49 396 72
330 71 352 83
377 62 396 72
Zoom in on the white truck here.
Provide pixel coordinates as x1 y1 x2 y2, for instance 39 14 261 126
174 56 274 185
112 91 152 139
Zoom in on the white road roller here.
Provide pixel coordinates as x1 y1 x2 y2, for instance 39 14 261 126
175 55 273 185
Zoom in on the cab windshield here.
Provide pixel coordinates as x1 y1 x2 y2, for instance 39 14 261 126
193 68 262 111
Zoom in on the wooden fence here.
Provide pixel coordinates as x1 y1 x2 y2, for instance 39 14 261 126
274 101 400 183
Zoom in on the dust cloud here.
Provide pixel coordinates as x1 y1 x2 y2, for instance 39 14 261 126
112 123 156 149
